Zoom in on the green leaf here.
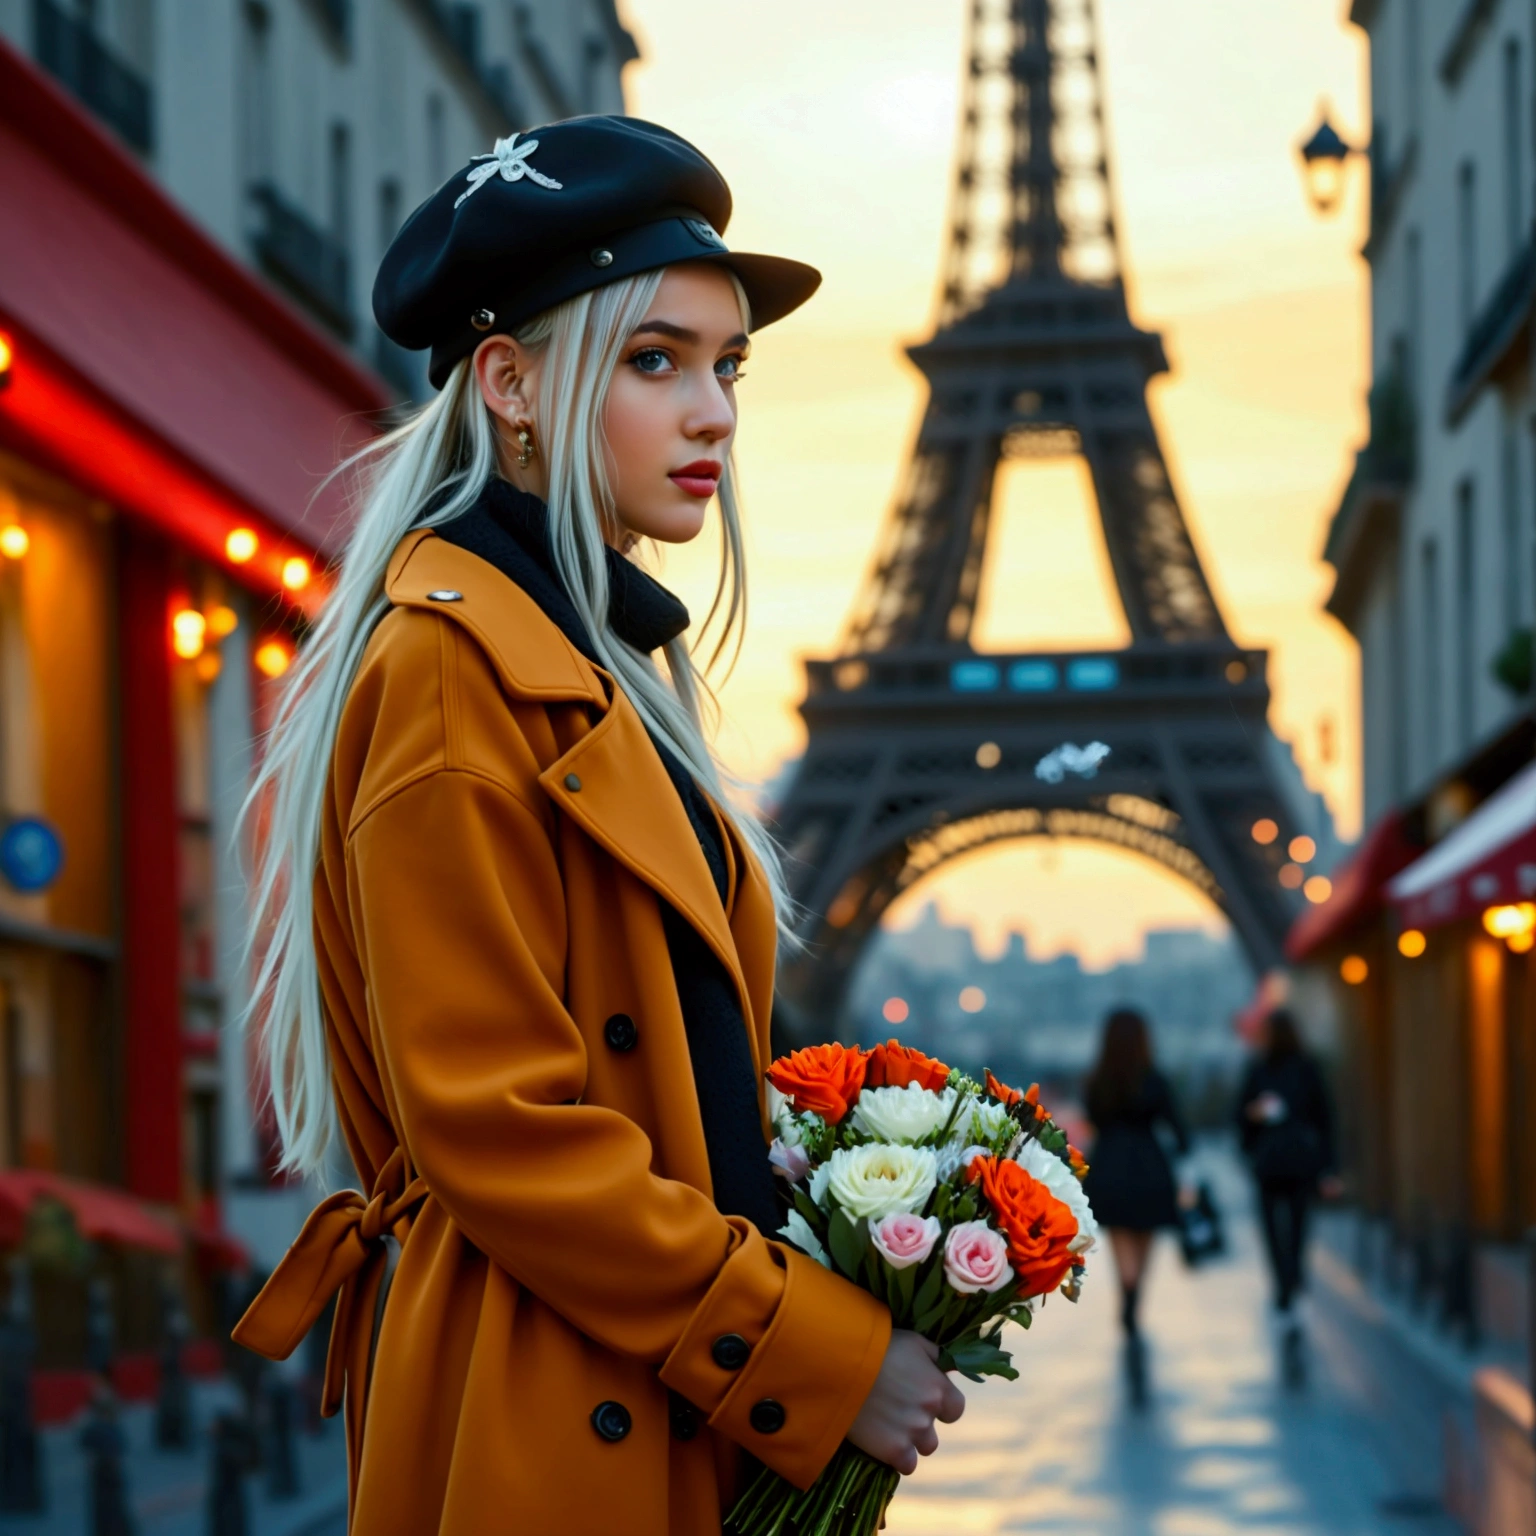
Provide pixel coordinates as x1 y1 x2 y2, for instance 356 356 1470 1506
937 1338 1019 1382
827 1209 868 1280
792 1186 824 1230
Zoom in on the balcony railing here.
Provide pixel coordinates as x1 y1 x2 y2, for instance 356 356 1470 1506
407 0 524 125
32 0 153 155
1446 235 1536 424
249 183 353 339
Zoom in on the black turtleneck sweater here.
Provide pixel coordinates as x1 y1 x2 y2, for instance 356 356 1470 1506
435 481 782 1238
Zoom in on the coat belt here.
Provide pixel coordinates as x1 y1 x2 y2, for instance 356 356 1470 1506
231 1147 427 1497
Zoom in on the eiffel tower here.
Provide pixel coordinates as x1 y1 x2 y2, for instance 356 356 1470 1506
772 0 1313 1028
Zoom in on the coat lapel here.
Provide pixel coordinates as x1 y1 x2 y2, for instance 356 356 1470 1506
387 531 761 1042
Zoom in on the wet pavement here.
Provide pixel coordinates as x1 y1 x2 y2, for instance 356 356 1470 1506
884 1152 1460 1536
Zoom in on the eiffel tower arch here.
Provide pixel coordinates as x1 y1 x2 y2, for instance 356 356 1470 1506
772 0 1314 1028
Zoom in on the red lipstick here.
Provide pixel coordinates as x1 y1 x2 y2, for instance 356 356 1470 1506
669 460 722 498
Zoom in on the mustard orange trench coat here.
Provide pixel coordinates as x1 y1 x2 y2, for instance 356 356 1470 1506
234 529 892 1536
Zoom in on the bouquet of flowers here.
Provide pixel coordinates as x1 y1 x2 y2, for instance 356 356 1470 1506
726 1040 1097 1536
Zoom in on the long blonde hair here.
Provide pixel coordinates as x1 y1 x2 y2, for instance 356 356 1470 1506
245 269 789 1179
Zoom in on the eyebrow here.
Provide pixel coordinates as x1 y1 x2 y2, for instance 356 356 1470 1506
631 320 749 350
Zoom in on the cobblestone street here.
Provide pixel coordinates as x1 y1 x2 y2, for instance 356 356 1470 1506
885 1156 1459 1536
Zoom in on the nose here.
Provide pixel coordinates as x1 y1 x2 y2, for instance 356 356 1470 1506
684 372 737 445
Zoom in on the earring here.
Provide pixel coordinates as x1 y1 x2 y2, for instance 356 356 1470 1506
516 427 536 469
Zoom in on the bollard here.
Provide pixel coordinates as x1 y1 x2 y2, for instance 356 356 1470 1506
154 1280 192 1451
0 1257 42 1512
84 1273 115 1380
206 1411 255 1536
263 1374 300 1499
79 1387 135 1536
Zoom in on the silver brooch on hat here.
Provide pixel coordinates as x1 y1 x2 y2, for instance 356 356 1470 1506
454 133 563 209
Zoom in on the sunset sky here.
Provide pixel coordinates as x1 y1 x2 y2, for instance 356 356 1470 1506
623 0 1369 968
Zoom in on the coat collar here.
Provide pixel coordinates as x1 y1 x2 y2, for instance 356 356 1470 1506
383 528 771 1079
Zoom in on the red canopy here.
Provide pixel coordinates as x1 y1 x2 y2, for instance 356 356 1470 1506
1285 809 1419 961
0 1170 182 1255
0 38 389 591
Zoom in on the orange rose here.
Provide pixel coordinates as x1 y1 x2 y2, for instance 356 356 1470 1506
985 1070 1023 1108
967 1155 1078 1297
866 1041 951 1092
1067 1144 1089 1178
767 1043 869 1124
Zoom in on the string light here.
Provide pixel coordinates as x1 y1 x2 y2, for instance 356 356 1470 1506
0 331 12 387
1289 835 1316 863
958 985 986 1013
207 604 239 638
1339 955 1368 984
281 557 311 591
254 639 293 678
0 526 29 559
882 997 909 1024
225 528 258 564
1397 929 1426 959
1482 903 1536 939
1251 819 1278 845
1279 863 1304 890
1303 875 1332 904
171 608 207 659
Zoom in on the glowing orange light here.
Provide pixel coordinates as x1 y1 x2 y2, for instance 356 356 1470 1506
0 525 29 559
1510 930 1535 954
1482 903 1536 939
1251 819 1278 845
1303 875 1332 904
171 608 207 659
207 604 239 638
0 331 12 383
194 650 223 683
281 557 311 591
1289 835 1317 863
1279 863 1304 890
882 997 909 1025
225 528 258 564
975 741 1002 769
254 640 292 678
1339 955 1368 985
958 985 986 1014
1225 660 1248 684
1397 929 1427 959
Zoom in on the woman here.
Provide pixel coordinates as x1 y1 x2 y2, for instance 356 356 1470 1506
1236 1008 1337 1373
232 118 962 1535
1081 1008 1187 1404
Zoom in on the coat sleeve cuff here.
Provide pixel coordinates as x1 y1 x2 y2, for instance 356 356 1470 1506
659 1235 892 1490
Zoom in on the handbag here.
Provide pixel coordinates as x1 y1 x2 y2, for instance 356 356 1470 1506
1177 1181 1226 1268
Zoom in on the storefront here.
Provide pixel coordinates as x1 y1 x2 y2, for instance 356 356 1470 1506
0 39 386 1366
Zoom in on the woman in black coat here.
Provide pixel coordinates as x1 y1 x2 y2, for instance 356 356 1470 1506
1082 1008 1188 1401
1236 1009 1337 1343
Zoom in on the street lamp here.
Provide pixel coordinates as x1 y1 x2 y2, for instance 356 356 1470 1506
1297 104 1362 216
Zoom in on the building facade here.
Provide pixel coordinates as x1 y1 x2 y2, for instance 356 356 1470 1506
0 0 638 398
1294 4 1536 1514
0 0 634 1381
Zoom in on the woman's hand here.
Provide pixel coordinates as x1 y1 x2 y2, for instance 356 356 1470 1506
846 1330 966 1475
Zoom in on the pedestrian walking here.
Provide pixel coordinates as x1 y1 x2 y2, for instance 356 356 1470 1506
1235 1008 1338 1384
228 116 963 1536
1081 1008 1189 1407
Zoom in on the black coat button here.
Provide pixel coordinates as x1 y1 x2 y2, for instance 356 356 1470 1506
590 1401 631 1442
604 1013 638 1052
749 1399 786 1435
668 1392 699 1441
711 1333 751 1370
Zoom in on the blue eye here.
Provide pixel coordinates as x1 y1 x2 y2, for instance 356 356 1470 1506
632 347 670 373
716 355 746 381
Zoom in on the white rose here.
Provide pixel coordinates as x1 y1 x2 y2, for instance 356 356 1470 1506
968 1100 1016 1148
809 1160 833 1208
935 1142 990 1183
778 1209 831 1268
1013 1139 1099 1254
824 1143 939 1221
766 1082 804 1146
851 1083 959 1144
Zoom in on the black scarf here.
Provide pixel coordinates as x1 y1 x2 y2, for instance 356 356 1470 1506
435 481 782 1238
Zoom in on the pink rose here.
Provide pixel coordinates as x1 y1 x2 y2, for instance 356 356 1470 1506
943 1220 1014 1295
768 1139 811 1183
871 1213 942 1270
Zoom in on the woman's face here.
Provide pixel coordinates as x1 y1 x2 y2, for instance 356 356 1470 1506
602 263 748 547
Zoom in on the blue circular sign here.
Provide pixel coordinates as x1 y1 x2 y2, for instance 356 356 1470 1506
0 817 64 893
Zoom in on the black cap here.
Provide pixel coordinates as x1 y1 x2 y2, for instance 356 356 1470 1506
373 116 822 389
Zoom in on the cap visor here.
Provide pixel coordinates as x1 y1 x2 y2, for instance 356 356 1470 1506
699 251 821 330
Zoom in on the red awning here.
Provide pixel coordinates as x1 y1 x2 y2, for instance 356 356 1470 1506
0 39 388 575
1389 759 1536 931
1285 809 1419 961
0 1170 182 1255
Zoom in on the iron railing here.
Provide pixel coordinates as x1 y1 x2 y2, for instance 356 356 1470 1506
249 183 353 338
32 0 153 155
